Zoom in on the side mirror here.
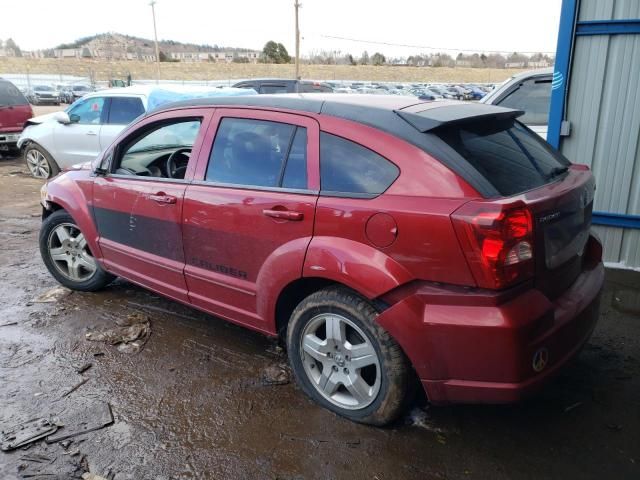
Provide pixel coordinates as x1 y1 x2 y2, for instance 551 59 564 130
54 111 71 124
93 152 112 176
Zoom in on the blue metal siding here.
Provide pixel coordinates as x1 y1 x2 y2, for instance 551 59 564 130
551 0 640 267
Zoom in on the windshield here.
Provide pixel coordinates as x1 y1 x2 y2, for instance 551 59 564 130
73 86 90 91
436 119 570 196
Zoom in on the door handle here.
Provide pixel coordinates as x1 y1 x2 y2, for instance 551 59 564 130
149 193 177 204
263 209 304 221
86 131 98 136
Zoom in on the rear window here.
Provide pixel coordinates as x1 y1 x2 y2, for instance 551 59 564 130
259 84 289 94
320 132 399 196
0 81 28 106
107 97 145 125
436 119 569 196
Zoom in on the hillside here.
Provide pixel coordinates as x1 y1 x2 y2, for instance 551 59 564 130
54 32 251 54
0 57 525 83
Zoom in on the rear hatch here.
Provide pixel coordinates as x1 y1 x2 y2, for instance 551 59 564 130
428 111 594 298
0 80 33 133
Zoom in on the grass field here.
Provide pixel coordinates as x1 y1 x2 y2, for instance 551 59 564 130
0 57 528 84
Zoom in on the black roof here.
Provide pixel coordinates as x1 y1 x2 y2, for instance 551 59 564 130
152 94 524 197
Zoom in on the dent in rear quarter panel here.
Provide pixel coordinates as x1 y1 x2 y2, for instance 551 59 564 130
44 170 103 260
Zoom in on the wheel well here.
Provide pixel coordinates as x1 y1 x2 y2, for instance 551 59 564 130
275 277 336 339
42 201 64 220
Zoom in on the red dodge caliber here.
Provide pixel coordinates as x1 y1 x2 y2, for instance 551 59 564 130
39 95 604 425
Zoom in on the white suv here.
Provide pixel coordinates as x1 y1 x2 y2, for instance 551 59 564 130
18 87 148 178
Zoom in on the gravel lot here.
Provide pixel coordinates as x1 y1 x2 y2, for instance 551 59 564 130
0 142 639 479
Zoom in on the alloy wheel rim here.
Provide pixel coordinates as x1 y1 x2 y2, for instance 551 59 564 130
47 223 97 282
26 149 50 178
300 313 381 410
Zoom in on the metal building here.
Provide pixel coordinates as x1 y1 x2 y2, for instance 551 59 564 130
549 0 640 269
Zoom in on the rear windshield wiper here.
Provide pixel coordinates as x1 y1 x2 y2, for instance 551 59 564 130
547 166 569 179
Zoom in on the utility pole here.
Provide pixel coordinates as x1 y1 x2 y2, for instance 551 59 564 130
150 0 161 84
294 0 301 80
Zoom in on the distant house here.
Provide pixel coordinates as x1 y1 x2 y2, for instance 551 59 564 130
528 60 551 68
455 59 473 67
0 47 17 58
505 61 527 68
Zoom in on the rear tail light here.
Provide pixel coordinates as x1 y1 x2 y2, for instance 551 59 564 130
452 201 535 289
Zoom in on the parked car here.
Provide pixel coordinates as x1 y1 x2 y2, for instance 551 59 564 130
61 84 93 104
481 68 553 139
28 85 61 105
0 79 33 154
466 86 487 100
427 85 456 99
38 94 604 425
233 79 333 94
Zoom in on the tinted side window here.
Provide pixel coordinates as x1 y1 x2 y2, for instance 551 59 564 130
68 97 105 124
207 118 307 188
436 120 568 196
320 132 399 195
0 81 28 106
108 97 145 124
498 79 551 125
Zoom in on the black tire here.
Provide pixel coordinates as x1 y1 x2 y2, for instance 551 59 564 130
39 210 115 292
24 143 60 179
286 287 409 426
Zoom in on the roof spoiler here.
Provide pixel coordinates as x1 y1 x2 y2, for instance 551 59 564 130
395 103 524 132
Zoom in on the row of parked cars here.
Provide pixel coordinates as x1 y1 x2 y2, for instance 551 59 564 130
16 83 95 105
231 78 494 100
1 68 553 178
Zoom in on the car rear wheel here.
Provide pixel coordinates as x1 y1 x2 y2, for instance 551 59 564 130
39 210 114 291
286 287 409 425
25 144 59 179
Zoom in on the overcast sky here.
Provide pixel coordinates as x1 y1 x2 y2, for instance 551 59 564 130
4 0 562 57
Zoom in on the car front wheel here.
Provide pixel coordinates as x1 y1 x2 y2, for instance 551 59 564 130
287 287 409 425
39 210 114 291
24 144 60 179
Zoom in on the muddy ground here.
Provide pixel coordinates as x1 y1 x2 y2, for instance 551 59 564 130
0 150 639 480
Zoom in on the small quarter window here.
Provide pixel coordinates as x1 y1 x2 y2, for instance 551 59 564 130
320 132 399 195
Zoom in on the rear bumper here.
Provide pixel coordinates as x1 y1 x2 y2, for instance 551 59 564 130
377 261 604 405
0 131 21 144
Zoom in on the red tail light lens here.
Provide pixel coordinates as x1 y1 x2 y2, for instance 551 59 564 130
452 202 534 289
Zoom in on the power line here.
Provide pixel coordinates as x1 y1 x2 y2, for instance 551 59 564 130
320 35 555 55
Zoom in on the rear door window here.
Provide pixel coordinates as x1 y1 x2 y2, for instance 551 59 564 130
497 78 551 125
206 117 307 189
0 81 28 106
107 97 145 124
436 119 569 196
320 132 399 196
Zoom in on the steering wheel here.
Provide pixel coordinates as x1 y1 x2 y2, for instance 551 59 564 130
166 148 191 179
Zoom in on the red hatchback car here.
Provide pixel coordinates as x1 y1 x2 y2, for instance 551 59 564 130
39 95 604 425
0 79 33 154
